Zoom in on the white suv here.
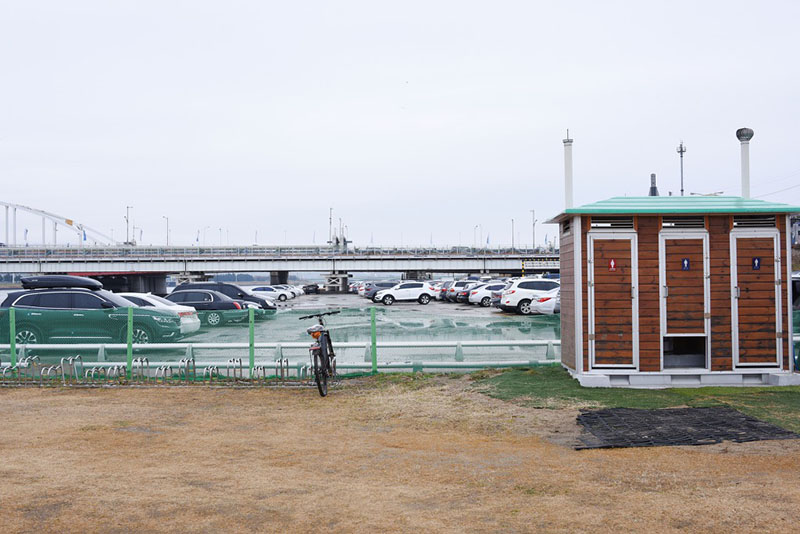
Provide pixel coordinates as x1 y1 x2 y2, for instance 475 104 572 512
499 278 560 315
375 281 437 306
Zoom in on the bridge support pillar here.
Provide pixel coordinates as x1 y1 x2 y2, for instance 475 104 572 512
325 272 349 292
93 274 168 294
270 271 289 285
404 271 428 281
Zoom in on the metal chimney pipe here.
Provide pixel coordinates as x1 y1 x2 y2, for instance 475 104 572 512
563 132 574 209
736 128 754 199
648 173 659 196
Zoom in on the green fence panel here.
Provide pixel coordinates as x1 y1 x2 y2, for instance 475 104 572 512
126 307 133 379
9 308 16 367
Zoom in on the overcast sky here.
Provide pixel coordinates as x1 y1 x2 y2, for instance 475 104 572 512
1 1 799 248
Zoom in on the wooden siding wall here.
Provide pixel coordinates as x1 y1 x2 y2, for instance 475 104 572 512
559 225 576 370
708 216 733 370
637 217 661 371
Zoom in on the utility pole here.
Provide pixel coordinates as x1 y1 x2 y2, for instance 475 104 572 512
676 141 686 197
531 209 537 252
328 207 333 245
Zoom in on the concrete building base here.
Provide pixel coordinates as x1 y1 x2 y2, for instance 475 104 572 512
570 369 800 388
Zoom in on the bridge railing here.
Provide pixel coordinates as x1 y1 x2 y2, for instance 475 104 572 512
0 245 558 259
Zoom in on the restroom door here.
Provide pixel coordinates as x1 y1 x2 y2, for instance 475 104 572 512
659 233 709 369
588 233 638 369
731 232 782 367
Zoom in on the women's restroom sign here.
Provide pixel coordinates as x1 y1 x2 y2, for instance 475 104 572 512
608 259 616 272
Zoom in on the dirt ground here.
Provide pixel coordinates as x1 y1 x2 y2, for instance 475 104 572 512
1 377 799 533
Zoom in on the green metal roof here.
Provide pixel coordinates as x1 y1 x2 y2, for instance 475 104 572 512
547 196 800 222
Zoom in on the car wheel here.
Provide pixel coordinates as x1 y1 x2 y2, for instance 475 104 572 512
15 326 41 344
517 299 532 315
206 311 223 326
480 297 491 307
418 294 431 305
279 294 287 301
382 295 395 306
131 326 153 344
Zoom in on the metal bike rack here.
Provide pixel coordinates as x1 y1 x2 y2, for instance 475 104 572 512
251 365 268 380
226 358 243 379
60 355 83 384
155 365 173 383
203 365 219 383
132 357 150 382
40 365 60 386
177 358 196 383
85 366 107 382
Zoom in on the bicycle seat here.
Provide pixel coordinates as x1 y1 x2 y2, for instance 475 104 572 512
307 324 324 335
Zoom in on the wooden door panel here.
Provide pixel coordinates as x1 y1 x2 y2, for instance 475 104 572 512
735 237 778 365
592 238 634 366
665 239 704 333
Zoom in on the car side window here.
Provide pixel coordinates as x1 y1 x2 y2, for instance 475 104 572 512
409 283 423 289
518 281 534 290
168 292 185 303
202 292 214 302
218 286 237 297
14 294 39 307
183 292 204 302
124 296 148 306
398 283 412 289
73 293 106 309
38 293 72 309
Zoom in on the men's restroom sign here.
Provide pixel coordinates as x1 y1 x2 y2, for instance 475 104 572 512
681 258 690 271
753 257 761 270
608 259 617 272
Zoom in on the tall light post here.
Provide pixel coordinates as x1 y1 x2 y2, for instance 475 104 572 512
218 227 222 246
530 210 537 252
676 141 687 196
511 218 515 251
162 216 169 246
473 225 478 248
125 206 132 244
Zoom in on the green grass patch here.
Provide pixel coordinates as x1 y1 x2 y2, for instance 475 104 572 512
474 366 800 433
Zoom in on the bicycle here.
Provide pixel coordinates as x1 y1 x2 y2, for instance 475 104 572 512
299 310 340 397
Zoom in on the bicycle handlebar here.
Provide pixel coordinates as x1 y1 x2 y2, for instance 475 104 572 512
298 310 341 320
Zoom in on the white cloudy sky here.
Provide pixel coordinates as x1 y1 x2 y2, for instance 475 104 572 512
1 0 799 247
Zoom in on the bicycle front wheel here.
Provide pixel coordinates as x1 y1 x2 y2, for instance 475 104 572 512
314 351 328 397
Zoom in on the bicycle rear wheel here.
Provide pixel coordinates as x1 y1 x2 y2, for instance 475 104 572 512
313 351 328 397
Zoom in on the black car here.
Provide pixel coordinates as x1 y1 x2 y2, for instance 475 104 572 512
0 275 182 344
174 282 276 314
165 289 249 326
302 284 321 294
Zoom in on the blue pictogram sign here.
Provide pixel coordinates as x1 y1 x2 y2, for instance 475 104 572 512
752 257 761 270
681 258 690 271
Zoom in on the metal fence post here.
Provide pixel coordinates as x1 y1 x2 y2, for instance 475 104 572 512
9 308 16 367
126 307 133 379
370 307 377 374
248 307 255 377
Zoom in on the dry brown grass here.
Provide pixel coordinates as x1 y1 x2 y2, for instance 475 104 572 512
1 377 799 533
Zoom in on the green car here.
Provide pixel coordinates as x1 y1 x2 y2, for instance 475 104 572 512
0 288 182 344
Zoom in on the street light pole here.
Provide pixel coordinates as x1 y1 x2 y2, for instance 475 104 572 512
162 216 169 246
473 225 478 248
218 227 222 246
511 218 515 251
530 209 537 252
677 141 687 197
125 206 132 244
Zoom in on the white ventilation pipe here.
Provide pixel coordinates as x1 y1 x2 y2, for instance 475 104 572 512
563 132 574 209
736 128 754 199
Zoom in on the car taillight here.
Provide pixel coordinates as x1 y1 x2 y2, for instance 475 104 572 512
449 288 455 292
471 291 477 295
233 302 241 309
538 297 551 302
178 311 192 316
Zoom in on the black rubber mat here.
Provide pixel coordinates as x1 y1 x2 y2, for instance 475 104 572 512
576 407 799 450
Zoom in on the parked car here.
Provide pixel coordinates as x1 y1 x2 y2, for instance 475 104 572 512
374 282 437 306
364 281 399 301
446 280 477 302
174 282 276 314
500 278 561 315
250 285 293 301
0 275 182 344
118 292 202 336
272 284 298 298
468 282 508 307
165 289 248 326
529 288 560 315
456 283 484 303
302 284 321 294
437 281 453 300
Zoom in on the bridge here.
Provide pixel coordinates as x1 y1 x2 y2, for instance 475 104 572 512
0 245 560 292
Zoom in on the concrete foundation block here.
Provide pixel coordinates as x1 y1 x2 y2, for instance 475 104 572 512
576 374 611 388
768 373 800 386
